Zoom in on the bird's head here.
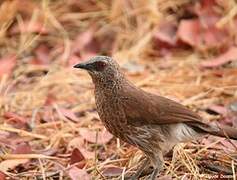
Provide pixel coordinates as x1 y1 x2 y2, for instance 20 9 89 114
73 56 122 83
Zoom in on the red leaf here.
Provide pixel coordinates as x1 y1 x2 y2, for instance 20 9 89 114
68 55 81 67
177 19 228 50
208 105 228 116
58 108 79 122
79 128 113 144
0 171 6 180
33 44 50 65
0 54 16 77
154 21 178 46
177 19 201 47
68 137 94 159
68 167 91 180
102 166 124 177
12 142 32 154
201 47 237 68
70 148 85 165
193 0 220 27
72 28 99 60
220 139 237 152
4 112 29 130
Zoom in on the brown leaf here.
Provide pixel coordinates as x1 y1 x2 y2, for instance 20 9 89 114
102 166 124 177
201 47 237 68
79 128 113 144
0 54 16 77
70 148 85 165
68 167 91 180
58 108 79 122
0 159 29 173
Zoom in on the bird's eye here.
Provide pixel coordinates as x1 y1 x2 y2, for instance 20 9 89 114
94 61 107 71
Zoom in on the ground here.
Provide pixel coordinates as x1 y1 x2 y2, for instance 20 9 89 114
0 0 237 179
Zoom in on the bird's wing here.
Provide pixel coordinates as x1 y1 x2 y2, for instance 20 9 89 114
121 86 218 133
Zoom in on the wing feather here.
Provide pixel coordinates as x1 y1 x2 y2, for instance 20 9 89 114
120 86 218 133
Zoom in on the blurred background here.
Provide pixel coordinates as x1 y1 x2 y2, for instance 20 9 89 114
0 0 237 179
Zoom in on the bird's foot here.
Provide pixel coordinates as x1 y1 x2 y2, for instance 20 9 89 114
149 168 159 180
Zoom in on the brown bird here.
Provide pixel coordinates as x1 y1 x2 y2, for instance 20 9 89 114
74 56 237 179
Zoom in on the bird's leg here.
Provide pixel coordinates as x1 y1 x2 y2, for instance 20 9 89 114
130 157 150 180
149 163 163 180
149 153 164 180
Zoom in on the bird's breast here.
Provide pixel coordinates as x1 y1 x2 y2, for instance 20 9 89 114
95 91 129 139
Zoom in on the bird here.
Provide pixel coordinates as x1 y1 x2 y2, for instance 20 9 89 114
73 56 237 179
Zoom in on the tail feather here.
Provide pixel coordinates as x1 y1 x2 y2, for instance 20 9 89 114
209 124 237 140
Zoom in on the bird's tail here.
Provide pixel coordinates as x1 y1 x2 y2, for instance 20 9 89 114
209 124 237 140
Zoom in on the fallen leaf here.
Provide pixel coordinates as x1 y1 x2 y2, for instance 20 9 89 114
70 148 85 165
193 0 220 27
0 159 29 172
207 105 228 115
58 108 79 122
72 28 99 60
33 44 50 65
37 148 57 156
154 21 178 46
12 142 32 154
79 128 113 144
68 167 91 180
68 55 81 67
177 17 228 51
0 171 6 180
68 137 94 159
102 166 124 177
177 19 201 47
4 112 29 130
201 47 237 68
0 54 16 77
219 139 237 152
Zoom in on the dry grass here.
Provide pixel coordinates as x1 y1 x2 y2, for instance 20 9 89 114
0 0 237 179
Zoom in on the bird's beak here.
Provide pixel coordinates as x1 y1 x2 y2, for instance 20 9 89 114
73 62 91 70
